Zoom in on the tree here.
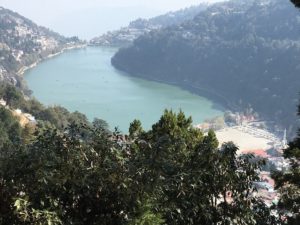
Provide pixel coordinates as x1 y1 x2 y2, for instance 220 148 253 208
0 123 140 224
129 119 143 138
271 2 300 225
291 0 300 7
129 110 270 225
0 107 22 148
273 105 300 224
0 84 24 108
0 110 278 224
93 118 109 131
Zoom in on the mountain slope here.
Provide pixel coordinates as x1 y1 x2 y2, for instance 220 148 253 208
112 0 300 133
90 3 210 47
0 7 83 87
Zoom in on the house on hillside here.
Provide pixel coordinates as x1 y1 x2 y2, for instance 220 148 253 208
13 109 37 126
0 98 7 106
23 113 36 123
15 109 22 114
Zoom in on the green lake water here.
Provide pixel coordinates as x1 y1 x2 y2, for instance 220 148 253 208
25 47 223 132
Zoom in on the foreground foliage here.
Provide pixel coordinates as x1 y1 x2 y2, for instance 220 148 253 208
273 106 300 225
0 103 277 224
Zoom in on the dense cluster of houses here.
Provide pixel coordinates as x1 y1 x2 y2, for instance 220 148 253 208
90 23 161 46
196 111 291 206
0 98 7 107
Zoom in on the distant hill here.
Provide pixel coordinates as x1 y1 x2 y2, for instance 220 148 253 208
0 7 83 87
89 3 210 47
112 0 300 134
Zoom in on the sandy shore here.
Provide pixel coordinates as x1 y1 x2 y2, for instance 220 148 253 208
215 125 281 154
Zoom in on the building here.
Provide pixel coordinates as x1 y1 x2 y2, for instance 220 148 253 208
15 109 22 114
0 98 6 106
23 113 36 123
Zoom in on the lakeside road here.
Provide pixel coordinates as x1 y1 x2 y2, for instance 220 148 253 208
17 44 87 76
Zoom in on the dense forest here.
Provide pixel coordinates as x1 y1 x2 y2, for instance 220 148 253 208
112 0 300 134
0 82 298 224
0 84 280 224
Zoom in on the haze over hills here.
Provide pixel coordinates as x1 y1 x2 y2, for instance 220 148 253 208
0 7 83 88
112 0 300 133
0 0 224 39
90 3 211 46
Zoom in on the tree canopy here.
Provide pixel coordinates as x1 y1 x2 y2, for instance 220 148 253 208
291 0 300 7
271 2 300 225
273 107 300 225
0 105 278 224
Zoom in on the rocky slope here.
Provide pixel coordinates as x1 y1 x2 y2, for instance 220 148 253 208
0 7 84 88
112 0 300 133
89 3 210 47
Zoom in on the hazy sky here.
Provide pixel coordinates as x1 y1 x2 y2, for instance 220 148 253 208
0 0 223 39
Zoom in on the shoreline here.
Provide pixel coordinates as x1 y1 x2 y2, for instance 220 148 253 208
111 61 288 134
111 62 239 112
17 44 87 76
20 45 284 151
111 62 287 144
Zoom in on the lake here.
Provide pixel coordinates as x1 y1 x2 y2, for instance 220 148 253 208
25 47 223 132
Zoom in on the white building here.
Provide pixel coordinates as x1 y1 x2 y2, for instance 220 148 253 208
0 98 6 106
24 113 36 122
15 109 22 114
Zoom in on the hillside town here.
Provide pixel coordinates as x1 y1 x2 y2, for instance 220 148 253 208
0 6 84 86
196 111 291 206
89 4 209 47
90 23 161 47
